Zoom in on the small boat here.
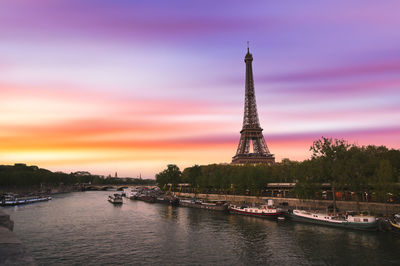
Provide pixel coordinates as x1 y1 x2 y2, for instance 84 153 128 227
389 214 400 233
108 194 123 204
289 209 377 230
0 193 52 206
124 188 140 199
229 204 284 219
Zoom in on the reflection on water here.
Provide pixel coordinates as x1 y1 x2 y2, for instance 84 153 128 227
3 191 400 265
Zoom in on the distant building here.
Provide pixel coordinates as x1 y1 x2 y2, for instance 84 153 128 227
74 171 91 176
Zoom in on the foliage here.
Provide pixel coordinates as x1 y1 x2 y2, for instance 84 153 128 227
0 164 155 188
156 137 400 203
155 164 182 190
372 159 394 202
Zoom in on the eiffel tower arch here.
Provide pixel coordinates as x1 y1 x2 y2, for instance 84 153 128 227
232 47 275 165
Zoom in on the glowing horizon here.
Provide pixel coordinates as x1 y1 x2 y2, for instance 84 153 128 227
1 1 399 178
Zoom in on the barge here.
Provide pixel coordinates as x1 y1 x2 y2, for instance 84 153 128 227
0 193 52 206
229 204 284 219
155 196 180 206
289 209 378 230
179 198 228 211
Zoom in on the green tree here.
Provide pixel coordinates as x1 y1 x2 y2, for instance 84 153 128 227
155 164 182 191
293 160 320 199
373 160 393 202
310 137 350 213
182 165 201 192
342 146 370 211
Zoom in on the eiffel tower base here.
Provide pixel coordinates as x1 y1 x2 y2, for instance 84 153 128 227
232 154 275 165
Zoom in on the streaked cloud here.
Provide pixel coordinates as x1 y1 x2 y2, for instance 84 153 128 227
1 0 399 177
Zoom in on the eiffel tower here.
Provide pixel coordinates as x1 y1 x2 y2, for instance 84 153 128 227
232 46 275 165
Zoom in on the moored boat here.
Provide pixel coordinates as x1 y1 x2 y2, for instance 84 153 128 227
155 195 180 206
108 194 123 204
229 204 284 219
289 209 377 230
0 193 52 206
179 198 228 211
138 194 156 203
124 188 141 199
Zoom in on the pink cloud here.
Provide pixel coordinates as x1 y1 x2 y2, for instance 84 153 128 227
267 103 400 121
0 1 258 42
262 60 400 83
268 126 400 148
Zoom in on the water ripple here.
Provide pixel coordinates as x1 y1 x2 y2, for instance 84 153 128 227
3 191 400 265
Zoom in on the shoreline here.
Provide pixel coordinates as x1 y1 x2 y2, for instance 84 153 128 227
175 192 400 216
3 188 400 215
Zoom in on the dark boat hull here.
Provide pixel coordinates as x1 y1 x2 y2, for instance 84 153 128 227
138 195 156 203
108 200 122 204
155 197 180 206
179 201 227 211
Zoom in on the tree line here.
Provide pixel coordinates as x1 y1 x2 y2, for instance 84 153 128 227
0 164 155 188
156 138 400 203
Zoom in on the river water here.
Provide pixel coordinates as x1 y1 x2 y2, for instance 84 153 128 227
3 191 400 265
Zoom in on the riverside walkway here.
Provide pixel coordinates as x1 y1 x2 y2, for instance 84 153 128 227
0 210 35 266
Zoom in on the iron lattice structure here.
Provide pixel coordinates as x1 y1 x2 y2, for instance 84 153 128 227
232 48 275 165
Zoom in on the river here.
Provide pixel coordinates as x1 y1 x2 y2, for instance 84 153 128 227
3 191 400 265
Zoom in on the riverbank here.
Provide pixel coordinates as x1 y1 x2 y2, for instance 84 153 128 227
0 210 36 265
0 184 79 195
175 192 400 215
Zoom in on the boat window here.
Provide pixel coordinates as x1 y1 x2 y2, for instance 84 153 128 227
363 218 368 222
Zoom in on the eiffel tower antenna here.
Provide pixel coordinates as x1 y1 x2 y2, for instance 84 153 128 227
232 46 275 165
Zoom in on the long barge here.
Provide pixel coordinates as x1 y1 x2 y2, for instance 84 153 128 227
1 193 52 206
229 204 284 219
288 209 378 230
179 199 228 211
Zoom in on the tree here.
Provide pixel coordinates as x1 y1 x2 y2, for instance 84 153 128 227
372 160 393 207
155 164 182 191
182 165 201 192
293 160 320 200
310 137 350 213
342 146 371 211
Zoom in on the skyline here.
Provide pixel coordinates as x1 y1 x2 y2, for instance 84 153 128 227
1 1 400 178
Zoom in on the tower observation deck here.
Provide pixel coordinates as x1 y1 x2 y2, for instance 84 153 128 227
232 47 275 165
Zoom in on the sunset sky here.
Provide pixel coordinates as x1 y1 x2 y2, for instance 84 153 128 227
1 0 400 178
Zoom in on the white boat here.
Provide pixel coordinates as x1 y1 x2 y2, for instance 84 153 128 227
123 188 143 199
0 193 52 206
229 204 284 219
108 194 123 204
229 199 284 219
289 209 377 230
